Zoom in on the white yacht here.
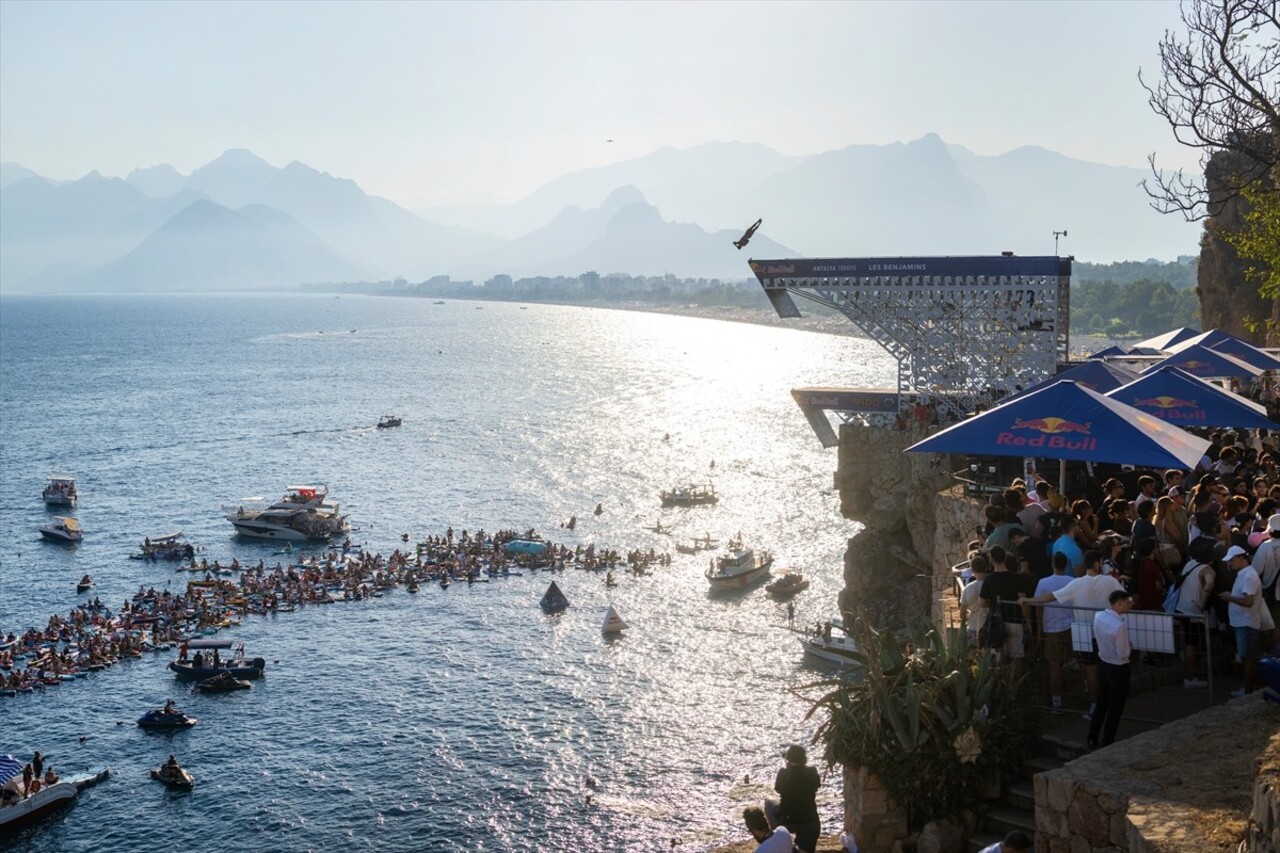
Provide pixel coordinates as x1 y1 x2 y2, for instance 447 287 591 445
39 516 83 544
705 540 772 590
42 474 77 507
223 485 350 542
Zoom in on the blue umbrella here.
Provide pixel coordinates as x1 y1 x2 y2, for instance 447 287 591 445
907 380 1210 476
999 360 1138 404
1135 327 1202 352
1086 345 1129 359
1107 366 1280 429
1168 329 1280 371
1142 343 1263 379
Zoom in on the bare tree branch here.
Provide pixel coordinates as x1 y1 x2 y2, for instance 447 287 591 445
1141 0 1280 220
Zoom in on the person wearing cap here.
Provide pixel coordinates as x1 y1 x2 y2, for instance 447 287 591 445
1220 544 1264 696
1087 588 1134 749
773 745 820 853
742 805 794 853
1252 513 1280 650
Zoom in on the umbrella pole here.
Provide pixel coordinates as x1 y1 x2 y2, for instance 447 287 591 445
1059 458 1067 494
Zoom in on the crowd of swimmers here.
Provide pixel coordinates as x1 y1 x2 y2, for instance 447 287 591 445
1 526 673 699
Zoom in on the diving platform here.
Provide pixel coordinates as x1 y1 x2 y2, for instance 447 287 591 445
752 255 1072 432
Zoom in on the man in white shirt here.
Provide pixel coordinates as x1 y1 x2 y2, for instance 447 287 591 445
959 554 989 647
743 805 794 853
1252 513 1280 650
1022 551 1123 719
1219 544 1263 695
1087 589 1133 749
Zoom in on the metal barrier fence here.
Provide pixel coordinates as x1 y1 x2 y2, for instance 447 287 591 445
961 596 1221 725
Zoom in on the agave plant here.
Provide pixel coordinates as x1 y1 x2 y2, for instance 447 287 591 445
801 609 1033 824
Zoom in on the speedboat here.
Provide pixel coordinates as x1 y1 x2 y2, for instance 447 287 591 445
39 517 82 544
376 415 402 429
192 671 251 693
223 485 350 542
705 543 772 590
0 758 109 833
660 483 718 507
137 709 198 729
151 764 194 789
799 629 862 666
766 571 810 598
42 474 77 507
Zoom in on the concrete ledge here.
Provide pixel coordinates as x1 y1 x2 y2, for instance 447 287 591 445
1035 694 1279 852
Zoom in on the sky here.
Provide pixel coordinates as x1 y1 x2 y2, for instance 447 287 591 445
1 0 1197 206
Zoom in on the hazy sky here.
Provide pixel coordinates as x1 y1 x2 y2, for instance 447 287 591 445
1 0 1195 206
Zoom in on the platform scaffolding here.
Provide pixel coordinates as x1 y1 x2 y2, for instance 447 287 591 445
750 256 1072 442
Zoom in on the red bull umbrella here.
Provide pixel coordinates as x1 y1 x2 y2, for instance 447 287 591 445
1166 329 1280 372
997 360 1138 404
1142 343 1262 379
906 380 1210 471
1133 326 1202 352
1107 366 1280 429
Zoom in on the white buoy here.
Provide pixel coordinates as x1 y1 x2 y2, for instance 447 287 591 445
601 606 628 635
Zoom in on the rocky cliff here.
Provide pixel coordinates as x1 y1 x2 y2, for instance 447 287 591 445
1198 149 1280 346
833 422 970 631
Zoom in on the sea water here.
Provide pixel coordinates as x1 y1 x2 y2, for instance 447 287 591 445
0 294 894 852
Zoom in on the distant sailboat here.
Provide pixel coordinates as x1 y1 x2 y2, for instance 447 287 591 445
540 580 570 613
601 606 628 635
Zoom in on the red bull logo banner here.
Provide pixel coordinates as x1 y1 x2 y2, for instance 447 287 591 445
1129 395 1205 421
996 416 1097 450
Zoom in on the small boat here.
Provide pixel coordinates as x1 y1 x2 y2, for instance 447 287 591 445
137 709 199 729
134 532 195 561
799 625 862 666
0 755 79 831
151 763 194 789
644 520 671 535
540 581 570 613
76 576 93 594
705 543 773 590
376 415 402 429
677 535 719 555
169 655 265 682
660 483 718 508
766 571 810 598
39 516 83 544
193 671 251 693
42 474 77 507
601 606 628 635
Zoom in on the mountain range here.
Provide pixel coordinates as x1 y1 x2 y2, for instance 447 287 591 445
0 136 1200 293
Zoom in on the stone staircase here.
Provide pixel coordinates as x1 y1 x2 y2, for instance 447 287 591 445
968 733 1085 852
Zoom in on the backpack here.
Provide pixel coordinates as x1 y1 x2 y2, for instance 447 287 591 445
980 609 1008 648
1163 561 1200 614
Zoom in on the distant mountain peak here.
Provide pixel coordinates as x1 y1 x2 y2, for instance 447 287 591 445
212 148 272 167
599 184 646 211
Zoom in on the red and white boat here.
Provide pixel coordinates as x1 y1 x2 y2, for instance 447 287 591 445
705 541 772 590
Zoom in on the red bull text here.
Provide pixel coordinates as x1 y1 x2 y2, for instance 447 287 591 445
996 417 1097 450
1130 396 1205 420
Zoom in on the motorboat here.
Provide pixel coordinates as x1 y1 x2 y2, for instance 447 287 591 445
539 581 570 613
766 571 810 598
601 606 628 635
137 709 199 730
192 671 251 693
223 485 350 542
42 474 77 507
151 763 194 789
0 757 108 833
799 628 863 666
376 415 402 429
134 532 195 561
705 543 772 590
660 483 718 507
169 655 265 682
38 517 82 544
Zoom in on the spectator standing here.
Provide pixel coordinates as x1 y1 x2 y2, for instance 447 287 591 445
1087 590 1134 749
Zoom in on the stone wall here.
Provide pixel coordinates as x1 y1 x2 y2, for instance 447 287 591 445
843 766 908 853
1035 695 1280 853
